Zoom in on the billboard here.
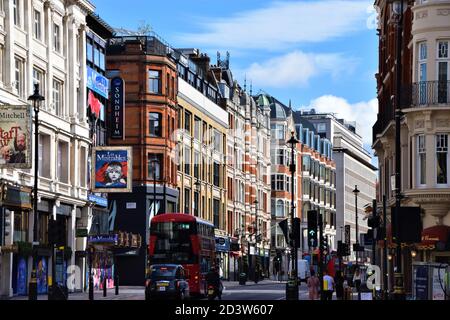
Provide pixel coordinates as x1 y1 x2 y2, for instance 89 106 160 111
87 66 109 99
0 105 32 168
91 146 132 193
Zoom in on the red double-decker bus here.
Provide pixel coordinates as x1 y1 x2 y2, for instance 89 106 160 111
148 213 215 296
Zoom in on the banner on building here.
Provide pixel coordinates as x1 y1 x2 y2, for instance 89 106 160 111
91 146 132 193
110 77 125 140
87 66 109 99
0 105 32 168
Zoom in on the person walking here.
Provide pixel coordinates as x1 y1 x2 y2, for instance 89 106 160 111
353 268 362 300
307 270 320 300
323 270 335 300
334 270 345 300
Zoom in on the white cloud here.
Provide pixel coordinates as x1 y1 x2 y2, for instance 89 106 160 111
300 95 378 146
238 50 356 88
177 0 371 50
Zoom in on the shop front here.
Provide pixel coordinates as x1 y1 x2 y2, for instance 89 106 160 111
215 236 230 280
0 182 32 297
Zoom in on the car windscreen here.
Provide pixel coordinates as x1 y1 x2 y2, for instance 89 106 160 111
150 266 176 280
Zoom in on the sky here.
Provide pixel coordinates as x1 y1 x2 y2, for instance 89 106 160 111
93 0 379 154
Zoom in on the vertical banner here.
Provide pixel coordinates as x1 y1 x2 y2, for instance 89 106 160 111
91 146 132 193
110 77 125 139
0 105 32 168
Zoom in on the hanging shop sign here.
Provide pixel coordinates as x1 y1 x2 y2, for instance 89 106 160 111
88 193 108 207
0 105 32 169
76 228 89 238
0 183 32 209
91 146 132 193
110 77 125 139
215 236 230 252
87 66 109 99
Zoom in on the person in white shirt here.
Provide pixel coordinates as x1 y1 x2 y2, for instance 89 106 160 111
323 270 335 300
353 268 362 300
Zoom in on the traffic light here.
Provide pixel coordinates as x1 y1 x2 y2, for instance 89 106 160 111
307 210 318 248
291 217 301 248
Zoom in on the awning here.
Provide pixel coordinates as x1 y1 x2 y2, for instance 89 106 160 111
417 225 450 250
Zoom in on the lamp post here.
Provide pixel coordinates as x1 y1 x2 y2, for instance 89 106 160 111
389 0 406 300
28 84 44 300
286 131 299 300
353 186 360 265
253 199 259 283
151 159 159 216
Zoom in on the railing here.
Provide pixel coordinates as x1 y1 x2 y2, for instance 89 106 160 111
404 81 450 107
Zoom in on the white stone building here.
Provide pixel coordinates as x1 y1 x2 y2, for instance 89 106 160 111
0 0 94 298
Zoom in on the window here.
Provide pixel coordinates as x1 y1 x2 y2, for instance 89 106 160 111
148 154 162 180
13 0 20 27
194 191 199 217
184 146 191 175
13 211 28 243
0 45 4 83
317 123 326 133
194 117 201 140
53 24 61 52
149 70 161 94
33 67 44 93
184 188 191 214
53 79 63 116
38 134 51 178
87 39 93 62
213 162 220 187
271 174 286 191
99 48 105 70
194 151 200 179
184 111 191 134
80 147 87 187
436 134 448 184
213 130 221 152
14 57 25 98
276 200 284 217
417 135 426 185
34 10 41 40
437 41 449 104
418 42 427 104
213 199 220 228
149 112 162 137
57 141 69 183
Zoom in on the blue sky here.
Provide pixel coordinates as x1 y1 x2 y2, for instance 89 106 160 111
93 0 379 150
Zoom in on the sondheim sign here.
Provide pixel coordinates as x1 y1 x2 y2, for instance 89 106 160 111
110 77 125 139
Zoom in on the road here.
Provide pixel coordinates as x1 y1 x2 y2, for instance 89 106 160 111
7 280 324 300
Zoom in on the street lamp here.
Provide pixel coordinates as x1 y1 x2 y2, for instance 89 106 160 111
388 0 407 300
353 185 360 267
151 159 159 216
253 199 259 283
28 83 44 300
286 131 299 300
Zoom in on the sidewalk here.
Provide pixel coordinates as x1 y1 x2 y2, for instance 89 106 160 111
222 279 284 289
6 286 145 300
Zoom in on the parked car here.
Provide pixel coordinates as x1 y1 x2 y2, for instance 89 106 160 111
145 264 189 300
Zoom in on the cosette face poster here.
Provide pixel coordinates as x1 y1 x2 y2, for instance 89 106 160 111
91 146 132 193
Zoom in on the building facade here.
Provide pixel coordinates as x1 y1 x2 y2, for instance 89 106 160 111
210 59 272 281
0 0 95 297
373 0 450 295
299 111 377 263
105 34 178 285
174 49 229 278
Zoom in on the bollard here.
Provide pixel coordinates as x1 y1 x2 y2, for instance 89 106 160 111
115 275 119 295
103 277 107 297
28 269 38 300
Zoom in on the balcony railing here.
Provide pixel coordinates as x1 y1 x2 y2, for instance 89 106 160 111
404 81 450 108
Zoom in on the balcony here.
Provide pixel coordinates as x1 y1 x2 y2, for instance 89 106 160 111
403 81 450 109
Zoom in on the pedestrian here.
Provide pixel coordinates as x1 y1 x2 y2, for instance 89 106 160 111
307 270 320 300
323 270 335 300
334 270 344 300
353 268 362 300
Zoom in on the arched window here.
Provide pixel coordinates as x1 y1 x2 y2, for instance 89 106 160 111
276 199 284 217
